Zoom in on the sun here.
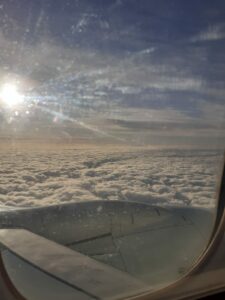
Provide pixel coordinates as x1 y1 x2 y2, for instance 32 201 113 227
0 83 24 108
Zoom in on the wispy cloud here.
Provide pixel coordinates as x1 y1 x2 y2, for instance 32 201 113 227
0 1 224 146
191 24 225 42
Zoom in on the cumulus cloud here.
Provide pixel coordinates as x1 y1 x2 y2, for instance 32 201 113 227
0 146 222 209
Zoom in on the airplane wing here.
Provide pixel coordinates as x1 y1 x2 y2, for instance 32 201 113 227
0 201 214 300
0 228 147 300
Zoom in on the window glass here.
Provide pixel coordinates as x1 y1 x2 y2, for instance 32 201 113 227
0 0 224 299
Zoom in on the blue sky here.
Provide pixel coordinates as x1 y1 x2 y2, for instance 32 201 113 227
0 0 224 146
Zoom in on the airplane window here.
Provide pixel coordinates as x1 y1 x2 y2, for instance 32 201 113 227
0 1 225 299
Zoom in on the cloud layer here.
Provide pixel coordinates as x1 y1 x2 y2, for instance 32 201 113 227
0 146 222 209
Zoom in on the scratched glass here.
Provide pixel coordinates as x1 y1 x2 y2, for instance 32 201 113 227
0 1 224 300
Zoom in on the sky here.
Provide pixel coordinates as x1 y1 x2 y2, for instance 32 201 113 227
0 0 225 147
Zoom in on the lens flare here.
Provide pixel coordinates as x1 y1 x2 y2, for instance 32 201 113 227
0 83 24 108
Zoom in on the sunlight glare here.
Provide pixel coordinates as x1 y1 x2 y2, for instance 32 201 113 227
0 83 24 108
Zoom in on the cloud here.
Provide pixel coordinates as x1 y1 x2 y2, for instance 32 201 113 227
0 146 222 209
0 1 224 147
191 24 225 42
